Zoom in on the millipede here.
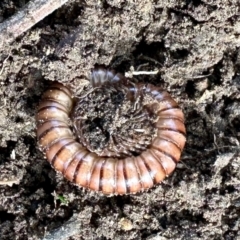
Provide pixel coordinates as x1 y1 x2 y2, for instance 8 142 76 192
36 66 186 195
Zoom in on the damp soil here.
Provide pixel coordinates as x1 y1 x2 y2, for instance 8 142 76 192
0 0 240 239
73 85 157 157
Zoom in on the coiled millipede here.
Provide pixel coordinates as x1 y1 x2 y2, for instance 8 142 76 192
36 66 186 195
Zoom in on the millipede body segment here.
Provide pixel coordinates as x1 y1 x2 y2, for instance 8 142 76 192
36 66 186 195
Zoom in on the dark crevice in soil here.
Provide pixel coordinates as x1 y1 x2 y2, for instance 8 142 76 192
0 211 15 222
133 40 165 66
185 80 196 99
208 60 224 87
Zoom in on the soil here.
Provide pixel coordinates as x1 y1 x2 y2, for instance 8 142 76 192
0 0 240 240
73 85 157 157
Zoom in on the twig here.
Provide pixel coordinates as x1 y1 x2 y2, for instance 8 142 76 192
184 73 212 80
131 70 159 75
0 53 10 75
0 0 70 49
125 66 159 78
0 179 20 186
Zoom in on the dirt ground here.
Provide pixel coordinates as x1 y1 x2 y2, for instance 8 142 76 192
0 0 240 239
